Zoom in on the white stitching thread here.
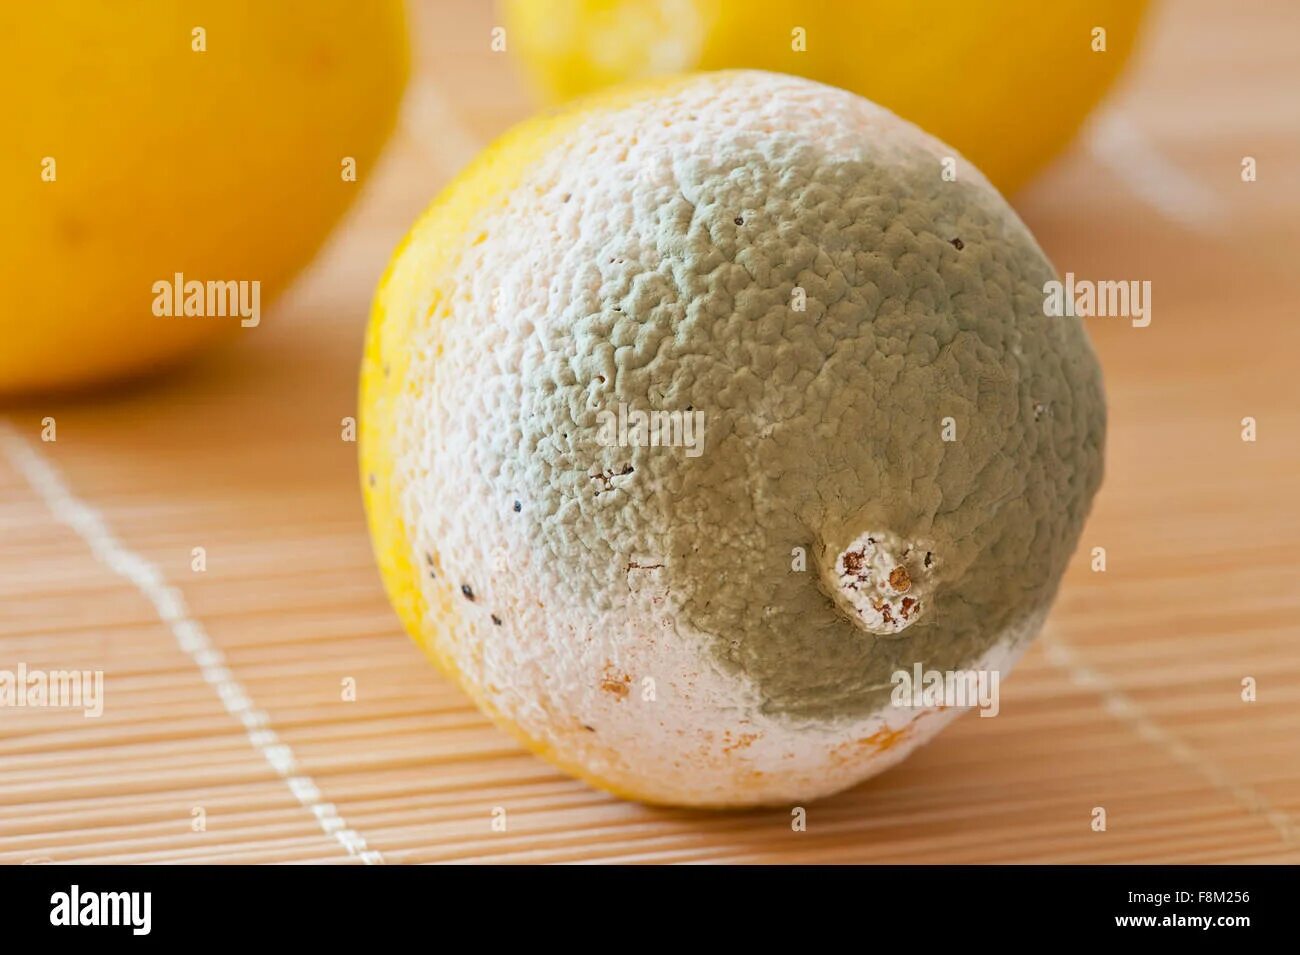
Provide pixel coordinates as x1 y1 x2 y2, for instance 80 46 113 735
1 424 385 865
1043 633 1295 846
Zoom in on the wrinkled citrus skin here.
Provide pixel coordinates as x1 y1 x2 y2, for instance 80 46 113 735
503 0 1148 194
361 72 1105 806
0 1 408 394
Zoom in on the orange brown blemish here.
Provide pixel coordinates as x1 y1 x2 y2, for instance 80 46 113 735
860 724 910 752
599 663 632 700
722 731 759 754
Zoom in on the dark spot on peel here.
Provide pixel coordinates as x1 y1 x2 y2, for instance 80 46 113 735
949 237 964 250
490 613 502 626
461 584 475 601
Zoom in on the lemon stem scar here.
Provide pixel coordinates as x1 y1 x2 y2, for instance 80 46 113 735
822 530 935 636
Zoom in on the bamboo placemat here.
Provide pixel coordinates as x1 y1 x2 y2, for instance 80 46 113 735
2 0 1298 864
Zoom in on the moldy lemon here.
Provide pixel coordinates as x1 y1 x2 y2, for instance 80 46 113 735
361 72 1105 807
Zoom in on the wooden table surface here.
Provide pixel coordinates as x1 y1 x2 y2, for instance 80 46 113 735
2 0 1298 863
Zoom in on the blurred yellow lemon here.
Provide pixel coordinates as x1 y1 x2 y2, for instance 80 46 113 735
502 0 1147 194
0 1 408 395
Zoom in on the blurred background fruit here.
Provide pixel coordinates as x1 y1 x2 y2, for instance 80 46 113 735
0 0 408 395
501 0 1149 194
